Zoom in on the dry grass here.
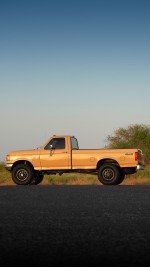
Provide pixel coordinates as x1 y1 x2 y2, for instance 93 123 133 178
0 162 150 185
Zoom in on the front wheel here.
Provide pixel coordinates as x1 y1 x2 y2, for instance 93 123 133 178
98 164 121 185
12 164 34 185
31 172 44 185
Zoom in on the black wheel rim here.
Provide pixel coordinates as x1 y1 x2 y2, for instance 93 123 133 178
16 169 29 182
102 168 115 181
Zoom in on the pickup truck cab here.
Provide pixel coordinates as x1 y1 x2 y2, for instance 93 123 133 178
5 135 144 185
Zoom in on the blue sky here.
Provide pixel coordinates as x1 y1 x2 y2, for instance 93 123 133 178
0 0 150 161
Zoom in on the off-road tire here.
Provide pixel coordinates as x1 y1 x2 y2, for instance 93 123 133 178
115 173 125 185
12 164 34 185
31 172 44 185
98 163 121 185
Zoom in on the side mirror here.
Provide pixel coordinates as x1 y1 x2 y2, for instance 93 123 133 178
50 144 53 150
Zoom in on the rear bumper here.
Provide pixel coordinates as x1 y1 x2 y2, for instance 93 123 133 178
137 165 144 170
5 163 13 171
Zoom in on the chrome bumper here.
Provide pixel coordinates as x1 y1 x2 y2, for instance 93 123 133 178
137 165 144 170
5 163 13 171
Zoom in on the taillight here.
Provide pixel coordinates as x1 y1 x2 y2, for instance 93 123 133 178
135 152 139 161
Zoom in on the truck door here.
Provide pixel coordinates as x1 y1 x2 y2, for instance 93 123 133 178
39 137 70 170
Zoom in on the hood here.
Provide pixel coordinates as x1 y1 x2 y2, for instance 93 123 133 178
8 149 40 157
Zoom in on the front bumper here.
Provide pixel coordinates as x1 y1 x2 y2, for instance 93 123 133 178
5 163 13 171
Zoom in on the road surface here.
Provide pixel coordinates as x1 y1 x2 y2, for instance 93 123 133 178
0 185 150 266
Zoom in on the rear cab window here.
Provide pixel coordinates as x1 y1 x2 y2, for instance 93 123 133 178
71 137 79 150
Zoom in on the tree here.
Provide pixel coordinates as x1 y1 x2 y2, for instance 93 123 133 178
105 124 150 164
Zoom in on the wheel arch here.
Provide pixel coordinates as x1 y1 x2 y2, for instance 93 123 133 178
12 160 34 171
96 158 121 170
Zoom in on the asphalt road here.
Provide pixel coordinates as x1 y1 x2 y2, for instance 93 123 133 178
0 185 150 267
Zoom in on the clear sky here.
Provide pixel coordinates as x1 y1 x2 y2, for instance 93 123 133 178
0 0 150 161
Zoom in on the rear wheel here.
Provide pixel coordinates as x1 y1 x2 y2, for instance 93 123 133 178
115 173 125 185
12 164 34 185
98 164 121 185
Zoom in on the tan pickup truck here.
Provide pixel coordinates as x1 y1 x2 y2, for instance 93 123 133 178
5 135 144 185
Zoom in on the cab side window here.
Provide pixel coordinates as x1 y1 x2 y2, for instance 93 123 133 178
44 138 65 150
